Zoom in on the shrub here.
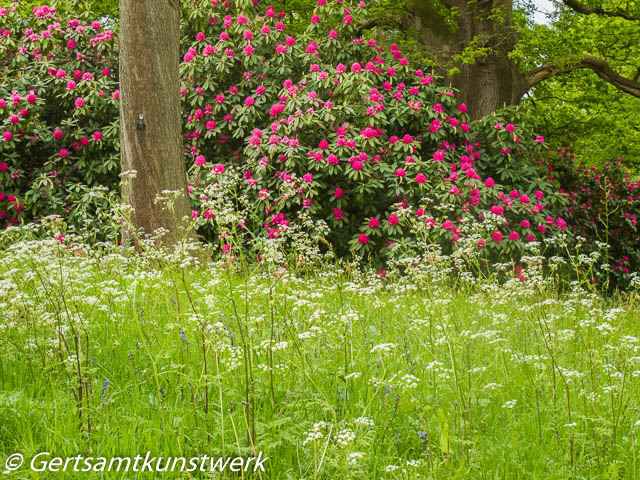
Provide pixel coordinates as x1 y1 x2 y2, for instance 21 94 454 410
1 0 638 285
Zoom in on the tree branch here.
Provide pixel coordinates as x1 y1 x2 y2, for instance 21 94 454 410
525 55 640 98
561 0 638 21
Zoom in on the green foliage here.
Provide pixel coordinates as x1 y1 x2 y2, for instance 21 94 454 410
514 0 640 168
1 238 639 478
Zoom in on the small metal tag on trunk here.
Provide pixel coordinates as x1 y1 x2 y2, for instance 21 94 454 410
136 113 146 131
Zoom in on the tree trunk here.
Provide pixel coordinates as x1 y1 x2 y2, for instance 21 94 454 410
119 0 191 247
405 0 529 119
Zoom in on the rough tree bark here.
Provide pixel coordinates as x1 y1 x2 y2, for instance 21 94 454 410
119 0 192 246
402 0 528 118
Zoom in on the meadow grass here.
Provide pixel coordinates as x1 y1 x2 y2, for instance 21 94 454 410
0 238 639 479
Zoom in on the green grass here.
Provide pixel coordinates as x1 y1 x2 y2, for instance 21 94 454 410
1 238 639 479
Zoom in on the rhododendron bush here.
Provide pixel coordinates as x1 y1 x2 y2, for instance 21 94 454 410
1 0 639 284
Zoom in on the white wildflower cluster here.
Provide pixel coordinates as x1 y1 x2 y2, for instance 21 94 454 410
302 422 329 446
398 374 420 389
370 343 396 354
353 416 375 427
347 452 365 466
335 428 356 446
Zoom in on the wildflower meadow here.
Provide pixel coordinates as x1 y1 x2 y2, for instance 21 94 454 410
1 0 639 478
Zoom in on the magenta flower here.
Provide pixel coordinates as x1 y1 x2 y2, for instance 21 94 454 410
334 188 343 199
490 206 503 216
505 123 515 132
369 217 380 228
358 233 369 244
395 168 406 177
352 161 363 171
195 155 206 166
492 231 503 243
415 173 426 184
388 214 399 226
509 231 520 241
269 103 285 117
333 208 343 220
74 97 85 108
